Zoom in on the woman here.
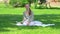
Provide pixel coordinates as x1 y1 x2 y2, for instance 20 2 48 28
16 4 55 27
16 4 34 26
22 4 44 26
22 4 34 26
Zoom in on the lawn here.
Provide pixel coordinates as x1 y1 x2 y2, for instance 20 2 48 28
0 8 60 34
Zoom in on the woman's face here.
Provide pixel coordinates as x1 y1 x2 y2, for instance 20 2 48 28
25 4 30 15
25 4 30 9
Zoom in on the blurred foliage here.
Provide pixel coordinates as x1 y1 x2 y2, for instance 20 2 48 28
9 0 37 7
10 0 28 7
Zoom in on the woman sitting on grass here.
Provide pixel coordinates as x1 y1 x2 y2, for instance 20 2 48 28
16 4 55 27
22 4 34 25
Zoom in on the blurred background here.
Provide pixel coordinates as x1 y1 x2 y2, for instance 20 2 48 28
0 0 60 8
0 0 60 34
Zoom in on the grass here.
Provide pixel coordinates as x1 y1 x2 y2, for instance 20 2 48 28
0 7 60 34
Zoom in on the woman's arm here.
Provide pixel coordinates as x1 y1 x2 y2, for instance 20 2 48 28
27 12 34 25
22 11 34 25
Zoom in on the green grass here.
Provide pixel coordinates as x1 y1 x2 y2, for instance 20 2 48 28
0 8 60 34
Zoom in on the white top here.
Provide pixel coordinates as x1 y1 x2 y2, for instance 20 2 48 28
23 11 34 23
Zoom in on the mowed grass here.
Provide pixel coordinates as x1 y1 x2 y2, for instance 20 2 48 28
0 8 60 34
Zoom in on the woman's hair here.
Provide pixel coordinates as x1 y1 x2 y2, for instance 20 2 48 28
25 4 32 16
29 8 32 15
25 4 31 15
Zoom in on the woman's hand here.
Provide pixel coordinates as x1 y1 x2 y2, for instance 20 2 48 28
27 22 30 26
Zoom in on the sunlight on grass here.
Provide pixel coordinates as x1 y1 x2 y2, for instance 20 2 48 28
0 8 60 15
0 27 60 34
0 8 60 34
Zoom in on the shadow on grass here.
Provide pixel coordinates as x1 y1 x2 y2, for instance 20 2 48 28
0 14 60 31
0 28 10 32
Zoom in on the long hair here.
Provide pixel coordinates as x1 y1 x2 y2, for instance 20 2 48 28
29 8 32 15
25 4 32 15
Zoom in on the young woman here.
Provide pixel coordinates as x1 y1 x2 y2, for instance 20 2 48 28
22 4 34 25
16 4 55 27
22 4 44 26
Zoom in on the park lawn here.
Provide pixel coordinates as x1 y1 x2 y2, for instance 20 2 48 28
0 8 60 34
